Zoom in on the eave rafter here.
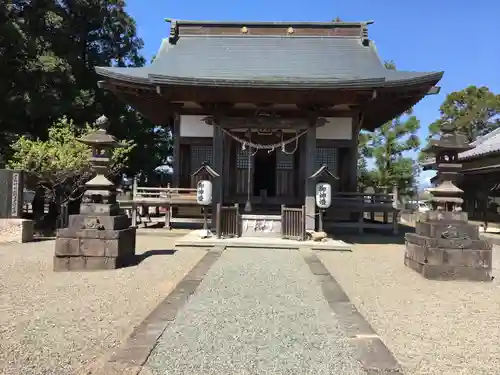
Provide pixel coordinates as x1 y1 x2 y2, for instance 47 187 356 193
98 78 438 128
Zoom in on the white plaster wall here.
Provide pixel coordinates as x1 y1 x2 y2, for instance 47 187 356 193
316 117 352 140
180 115 352 139
180 115 213 137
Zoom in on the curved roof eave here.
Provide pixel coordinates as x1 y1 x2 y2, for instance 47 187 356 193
96 66 443 91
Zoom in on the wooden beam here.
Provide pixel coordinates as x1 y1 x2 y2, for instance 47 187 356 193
214 116 326 129
179 107 353 118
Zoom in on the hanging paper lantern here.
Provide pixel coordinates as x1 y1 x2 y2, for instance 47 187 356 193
196 180 212 206
315 182 332 209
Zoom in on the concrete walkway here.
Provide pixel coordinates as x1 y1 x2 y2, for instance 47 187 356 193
104 247 401 375
144 247 365 375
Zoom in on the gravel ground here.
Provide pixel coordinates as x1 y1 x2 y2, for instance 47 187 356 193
0 237 206 375
145 247 365 375
318 242 500 375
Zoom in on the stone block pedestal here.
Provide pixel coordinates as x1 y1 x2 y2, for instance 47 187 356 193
404 212 492 281
54 214 136 271
0 218 34 243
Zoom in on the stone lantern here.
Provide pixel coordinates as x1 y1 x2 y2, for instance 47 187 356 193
404 121 492 281
53 115 136 271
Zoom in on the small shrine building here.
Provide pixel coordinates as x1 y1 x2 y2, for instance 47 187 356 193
95 19 443 231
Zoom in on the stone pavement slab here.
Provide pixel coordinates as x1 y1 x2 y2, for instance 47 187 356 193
175 230 353 251
143 247 366 375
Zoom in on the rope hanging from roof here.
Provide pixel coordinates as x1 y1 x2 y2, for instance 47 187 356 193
218 127 305 155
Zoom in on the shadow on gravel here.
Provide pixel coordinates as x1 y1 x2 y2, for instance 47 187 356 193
32 236 56 242
126 249 177 267
330 224 415 245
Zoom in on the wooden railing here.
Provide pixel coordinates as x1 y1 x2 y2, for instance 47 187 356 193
216 203 240 238
327 192 399 235
117 181 201 228
281 205 306 241
132 182 197 204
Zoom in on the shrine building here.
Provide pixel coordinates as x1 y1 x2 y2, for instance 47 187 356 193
95 19 443 232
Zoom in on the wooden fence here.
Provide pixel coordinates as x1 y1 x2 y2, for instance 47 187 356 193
216 203 240 238
281 205 306 241
117 182 200 228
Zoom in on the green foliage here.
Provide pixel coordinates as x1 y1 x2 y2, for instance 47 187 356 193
7 116 134 203
428 86 500 142
357 61 421 194
0 0 170 177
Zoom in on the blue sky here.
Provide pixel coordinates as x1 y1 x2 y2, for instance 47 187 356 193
126 0 500 186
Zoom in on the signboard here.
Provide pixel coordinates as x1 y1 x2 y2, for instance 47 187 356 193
0 169 24 218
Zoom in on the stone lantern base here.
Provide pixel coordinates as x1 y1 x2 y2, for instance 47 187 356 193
54 213 136 271
404 212 492 281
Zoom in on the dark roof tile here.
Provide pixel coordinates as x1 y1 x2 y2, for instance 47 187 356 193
96 35 442 88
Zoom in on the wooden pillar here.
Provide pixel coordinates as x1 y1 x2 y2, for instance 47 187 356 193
172 114 181 188
347 112 361 192
304 125 316 231
212 125 224 220
297 136 306 198
223 136 231 200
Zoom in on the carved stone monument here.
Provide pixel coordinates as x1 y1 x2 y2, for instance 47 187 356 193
0 169 34 243
404 121 492 281
0 169 24 218
54 115 136 271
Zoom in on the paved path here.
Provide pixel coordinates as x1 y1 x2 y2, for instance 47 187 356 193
142 248 366 375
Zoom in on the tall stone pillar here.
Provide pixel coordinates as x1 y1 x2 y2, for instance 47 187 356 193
304 125 317 231
53 115 136 271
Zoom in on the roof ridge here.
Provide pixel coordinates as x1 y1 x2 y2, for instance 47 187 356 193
164 19 374 27
176 34 363 39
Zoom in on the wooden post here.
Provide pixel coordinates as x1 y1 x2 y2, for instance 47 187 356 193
223 138 231 200
358 206 364 235
304 125 316 231
281 204 285 238
131 177 138 227
164 183 171 230
301 205 306 240
318 209 324 232
370 193 375 221
212 125 223 225
216 202 222 238
392 209 399 235
165 205 171 230
234 203 240 237
131 203 137 227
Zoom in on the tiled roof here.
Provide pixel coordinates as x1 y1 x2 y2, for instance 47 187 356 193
421 128 500 167
460 128 500 159
95 33 442 88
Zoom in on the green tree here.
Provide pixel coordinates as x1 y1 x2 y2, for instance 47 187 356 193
428 86 500 142
358 61 421 194
7 116 134 205
0 0 170 178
